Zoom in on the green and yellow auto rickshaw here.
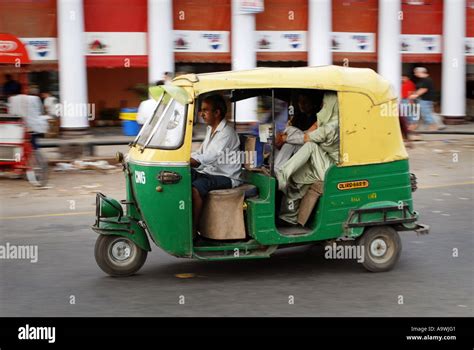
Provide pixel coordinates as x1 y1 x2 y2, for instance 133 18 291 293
92 65 429 277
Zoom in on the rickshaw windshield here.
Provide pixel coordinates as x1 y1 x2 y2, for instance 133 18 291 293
135 93 187 149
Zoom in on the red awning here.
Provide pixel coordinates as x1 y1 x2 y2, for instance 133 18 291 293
0 33 31 65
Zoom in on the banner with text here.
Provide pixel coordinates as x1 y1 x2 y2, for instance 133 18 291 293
174 31 230 53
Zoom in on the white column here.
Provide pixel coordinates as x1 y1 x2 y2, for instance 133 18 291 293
378 0 401 98
57 0 89 129
442 0 466 119
308 0 332 66
148 0 174 84
231 0 257 122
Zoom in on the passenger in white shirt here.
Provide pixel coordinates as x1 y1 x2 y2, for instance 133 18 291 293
190 94 241 234
136 98 158 125
136 80 165 125
8 86 48 148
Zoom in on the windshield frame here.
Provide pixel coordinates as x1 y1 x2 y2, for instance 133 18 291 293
135 94 189 152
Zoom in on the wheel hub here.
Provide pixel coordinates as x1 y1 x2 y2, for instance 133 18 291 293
370 238 388 257
111 240 132 261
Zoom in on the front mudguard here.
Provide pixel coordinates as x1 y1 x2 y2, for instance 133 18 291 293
92 193 151 252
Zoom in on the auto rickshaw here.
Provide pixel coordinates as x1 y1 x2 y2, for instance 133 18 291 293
92 65 429 277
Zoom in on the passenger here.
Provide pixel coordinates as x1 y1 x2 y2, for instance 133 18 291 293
274 90 323 171
276 92 339 226
190 94 241 235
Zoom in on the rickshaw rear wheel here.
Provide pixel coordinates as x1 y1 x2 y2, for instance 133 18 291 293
357 226 401 272
95 235 147 277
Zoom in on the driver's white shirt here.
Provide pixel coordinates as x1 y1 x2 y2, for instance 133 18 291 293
191 118 242 187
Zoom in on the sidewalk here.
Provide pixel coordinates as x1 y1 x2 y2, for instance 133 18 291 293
415 120 474 134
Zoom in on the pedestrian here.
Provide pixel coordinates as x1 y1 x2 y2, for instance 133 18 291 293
2 74 22 98
8 85 48 149
40 91 59 117
399 74 417 144
409 67 439 131
136 80 164 125
163 71 174 85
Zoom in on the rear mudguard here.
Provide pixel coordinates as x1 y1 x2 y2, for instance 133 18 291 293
343 201 420 238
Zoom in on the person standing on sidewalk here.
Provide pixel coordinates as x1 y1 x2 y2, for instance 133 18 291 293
409 67 439 131
400 75 417 142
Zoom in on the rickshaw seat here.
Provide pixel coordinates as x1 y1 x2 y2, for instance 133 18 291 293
208 183 258 199
240 183 259 198
199 184 258 240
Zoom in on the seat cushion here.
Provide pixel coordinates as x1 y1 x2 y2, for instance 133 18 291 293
209 183 258 199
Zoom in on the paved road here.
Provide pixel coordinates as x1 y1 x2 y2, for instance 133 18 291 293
0 181 472 317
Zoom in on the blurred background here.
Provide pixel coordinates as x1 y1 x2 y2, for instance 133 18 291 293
0 0 472 133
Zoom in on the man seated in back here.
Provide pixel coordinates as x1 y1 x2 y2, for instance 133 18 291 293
190 94 241 235
274 90 323 171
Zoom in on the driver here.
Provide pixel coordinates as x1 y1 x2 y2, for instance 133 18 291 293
190 94 241 235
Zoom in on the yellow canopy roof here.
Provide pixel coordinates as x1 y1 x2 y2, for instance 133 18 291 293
173 65 396 106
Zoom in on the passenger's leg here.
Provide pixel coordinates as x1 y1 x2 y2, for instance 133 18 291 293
279 183 310 225
276 142 314 192
280 144 334 225
274 143 301 172
291 143 329 185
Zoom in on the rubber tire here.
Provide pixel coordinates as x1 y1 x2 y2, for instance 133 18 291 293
358 226 402 272
95 235 147 277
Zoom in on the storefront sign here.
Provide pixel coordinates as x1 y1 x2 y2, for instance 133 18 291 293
400 35 441 54
240 0 264 13
255 31 306 52
332 32 376 53
85 32 147 56
466 38 474 56
21 38 57 61
174 31 229 53
0 33 30 64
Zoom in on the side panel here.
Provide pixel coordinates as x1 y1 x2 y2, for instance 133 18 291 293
246 159 413 245
128 162 193 257
338 91 408 166
313 159 414 240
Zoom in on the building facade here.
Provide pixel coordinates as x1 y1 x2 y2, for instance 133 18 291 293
0 0 472 128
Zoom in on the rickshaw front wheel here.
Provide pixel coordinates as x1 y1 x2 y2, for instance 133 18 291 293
358 226 401 272
95 235 147 277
